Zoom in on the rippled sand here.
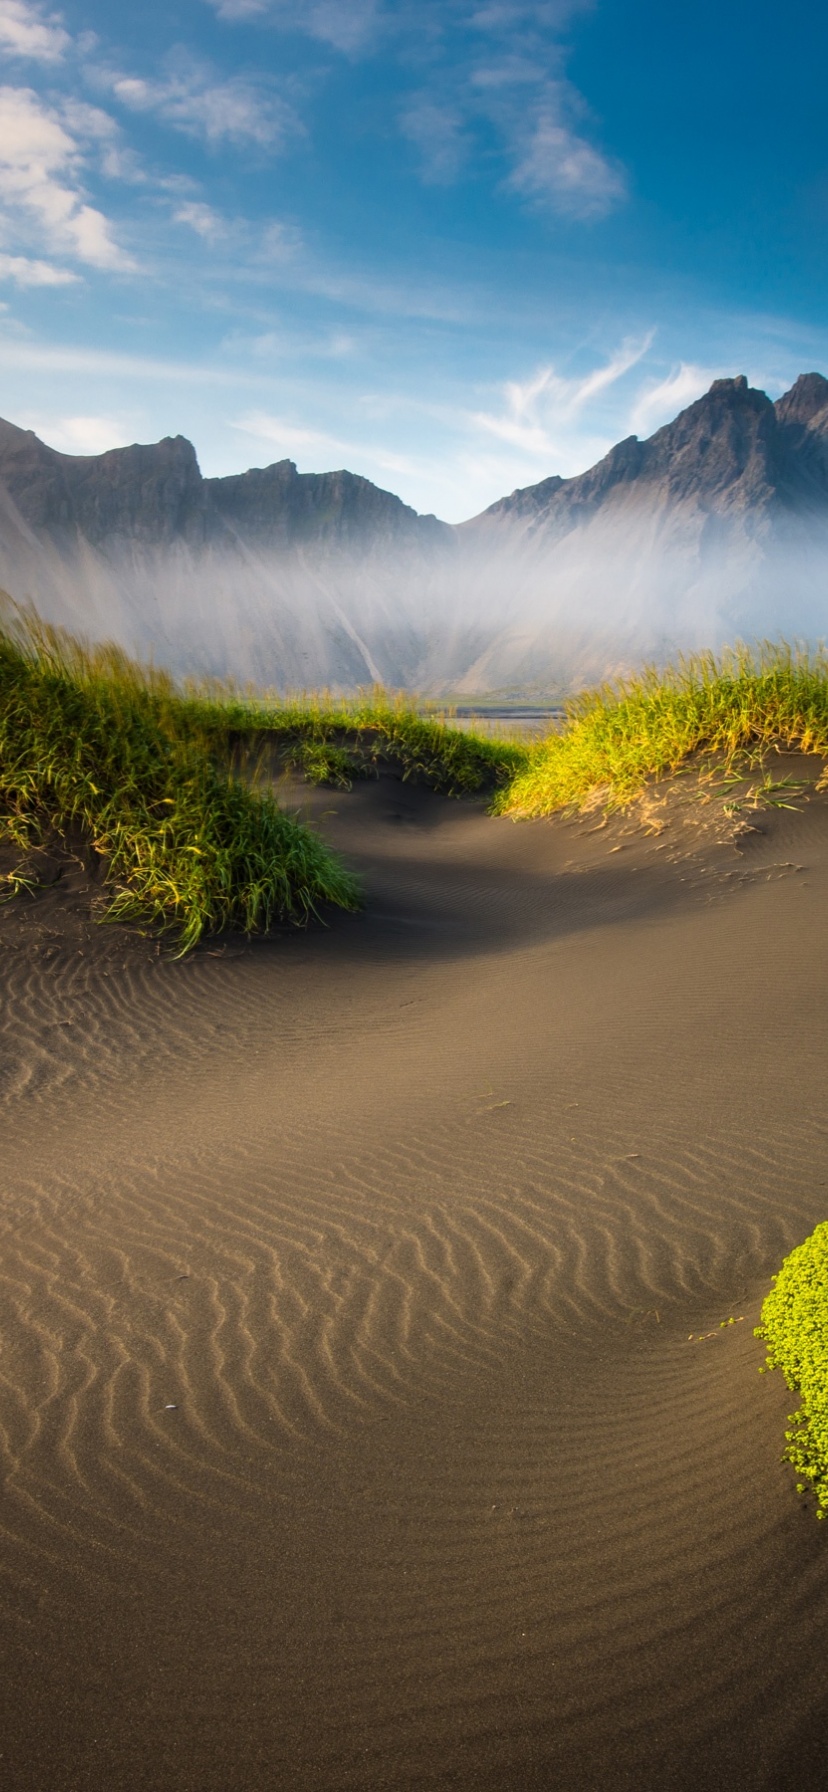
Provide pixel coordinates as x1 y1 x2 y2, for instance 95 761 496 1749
2 765 828 1790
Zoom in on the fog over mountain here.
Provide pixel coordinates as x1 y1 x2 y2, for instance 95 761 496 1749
2 372 828 693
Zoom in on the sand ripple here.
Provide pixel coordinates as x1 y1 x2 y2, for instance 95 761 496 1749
3 781 828 1788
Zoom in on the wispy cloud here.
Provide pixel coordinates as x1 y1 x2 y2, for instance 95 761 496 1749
205 0 381 54
0 0 69 64
0 334 272 384
399 97 468 183
174 200 231 243
400 13 625 220
232 409 353 462
629 363 717 437
233 406 421 479
0 248 78 284
505 104 626 217
21 412 133 453
0 85 133 270
206 0 626 218
107 55 297 150
474 335 653 454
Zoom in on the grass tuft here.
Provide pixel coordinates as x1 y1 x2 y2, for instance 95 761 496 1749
496 643 828 817
755 1222 828 1518
5 613 828 953
0 607 524 951
188 683 527 796
0 608 361 951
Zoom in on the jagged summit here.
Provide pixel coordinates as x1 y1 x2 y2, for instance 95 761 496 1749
205 460 449 548
0 371 826 691
466 372 827 539
0 423 446 554
775 371 828 426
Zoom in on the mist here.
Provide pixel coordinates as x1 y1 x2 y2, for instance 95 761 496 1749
4 505 828 698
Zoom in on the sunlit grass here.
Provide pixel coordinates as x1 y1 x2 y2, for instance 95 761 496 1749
0 609 361 951
0 606 524 950
4 609 828 953
496 644 828 817
184 680 528 794
756 1222 828 1519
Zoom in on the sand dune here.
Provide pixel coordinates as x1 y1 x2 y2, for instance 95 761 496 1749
2 766 828 1789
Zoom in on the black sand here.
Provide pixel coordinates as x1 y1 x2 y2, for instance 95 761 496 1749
2 764 828 1789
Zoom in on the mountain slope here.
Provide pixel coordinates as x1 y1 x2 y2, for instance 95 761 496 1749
451 373 828 689
466 374 828 539
0 374 827 692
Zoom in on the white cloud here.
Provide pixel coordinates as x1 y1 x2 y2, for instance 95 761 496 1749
170 203 304 261
25 413 132 454
205 0 381 53
205 2 624 217
0 249 78 284
110 61 295 149
256 218 303 260
629 363 717 437
60 99 119 143
0 0 69 63
506 107 626 217
470 5 593 29
0 335 268 384
174 200 229 242
0 85 132 270
400 98 467 183
476 335 653 453
233 409 353 461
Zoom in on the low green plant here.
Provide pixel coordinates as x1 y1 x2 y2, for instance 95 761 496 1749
6 611 828 953
0 606 525 951
0 609 360 951
755 1221 828 1517
283 739 366 788
196 685 527 796
496 643 828 817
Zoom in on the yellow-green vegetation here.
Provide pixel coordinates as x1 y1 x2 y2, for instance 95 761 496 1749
190 685 527 795
0 612 361 951
5 615 828 952
756 1222 828 1518
0 608 523 949
496 644 828 816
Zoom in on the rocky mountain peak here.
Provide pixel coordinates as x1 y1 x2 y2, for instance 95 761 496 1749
206 458 451 549
708 375 749 396
775 372 828 427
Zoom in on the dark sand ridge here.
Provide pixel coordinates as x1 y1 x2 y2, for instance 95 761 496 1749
2 761 828 1790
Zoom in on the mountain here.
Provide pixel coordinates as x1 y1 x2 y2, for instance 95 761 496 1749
451 373 828 688
467 375 828 536
0 418 453 687
1 374 828 692
0 419 448 551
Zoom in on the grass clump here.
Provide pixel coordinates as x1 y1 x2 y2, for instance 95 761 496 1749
6 612 828 952
756 1222 828 1518
189 686 527 796
283 739 367 788
0 607 523 951
0 611 360 951
496 644 828 817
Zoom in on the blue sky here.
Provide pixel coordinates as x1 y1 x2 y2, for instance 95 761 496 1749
0 0 827 520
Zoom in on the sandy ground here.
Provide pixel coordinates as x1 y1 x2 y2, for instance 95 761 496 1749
2 759 828 1790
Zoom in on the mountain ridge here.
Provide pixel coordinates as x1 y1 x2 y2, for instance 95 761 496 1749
0 372 827 691
466 373 828 538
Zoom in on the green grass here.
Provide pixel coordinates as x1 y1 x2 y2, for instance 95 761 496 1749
5 614 828 953
0 610 361 951
186 683 528 795
495 644 828 817
755 1222 828 1518
0 607 524 951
